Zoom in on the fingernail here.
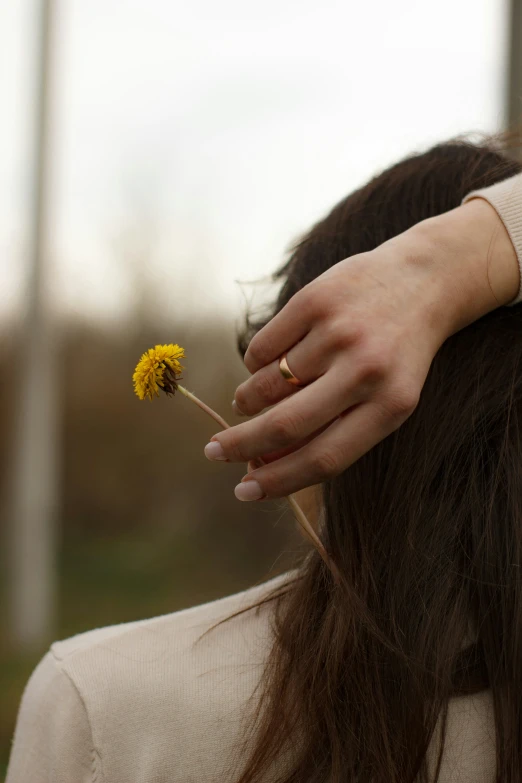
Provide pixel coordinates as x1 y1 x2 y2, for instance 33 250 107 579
234 479 265 501
232 400 246 416
204 441 227 461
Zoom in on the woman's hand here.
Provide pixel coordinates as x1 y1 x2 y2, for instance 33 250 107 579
204 198 519 500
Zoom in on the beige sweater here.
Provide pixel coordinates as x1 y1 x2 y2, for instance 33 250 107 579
463 172 522 304
6 172 522 783
4 572 497 783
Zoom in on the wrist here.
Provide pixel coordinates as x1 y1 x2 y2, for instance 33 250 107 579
459 197 519 306
408 198 520 336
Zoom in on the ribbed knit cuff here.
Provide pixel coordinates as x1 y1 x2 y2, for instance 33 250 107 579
462 173 522 305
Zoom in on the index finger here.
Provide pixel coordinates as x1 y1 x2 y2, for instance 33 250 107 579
243 290 312 374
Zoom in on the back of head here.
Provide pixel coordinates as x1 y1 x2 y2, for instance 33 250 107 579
231 138 522 783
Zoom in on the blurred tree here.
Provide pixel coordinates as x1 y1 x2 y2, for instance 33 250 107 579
7 0 59 654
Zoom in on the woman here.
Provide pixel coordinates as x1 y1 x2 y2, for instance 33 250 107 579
6 137 522 783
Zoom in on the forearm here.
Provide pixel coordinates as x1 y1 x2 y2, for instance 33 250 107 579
401 196 520 337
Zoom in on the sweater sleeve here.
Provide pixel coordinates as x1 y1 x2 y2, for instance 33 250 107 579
5 650 98 783
462 172 522 305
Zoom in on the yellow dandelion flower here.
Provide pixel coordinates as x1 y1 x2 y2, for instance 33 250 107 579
132 343 185 401
130 341 338 581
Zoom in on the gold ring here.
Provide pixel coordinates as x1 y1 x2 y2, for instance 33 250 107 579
279 352 303 386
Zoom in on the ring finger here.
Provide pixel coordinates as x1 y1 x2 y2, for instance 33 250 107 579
234 331 330 416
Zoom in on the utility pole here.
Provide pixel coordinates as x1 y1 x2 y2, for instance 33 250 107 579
8 0 59 652
507 0 522 136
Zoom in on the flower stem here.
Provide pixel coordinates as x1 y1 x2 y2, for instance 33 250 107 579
177 385 230 430
176 383 339 582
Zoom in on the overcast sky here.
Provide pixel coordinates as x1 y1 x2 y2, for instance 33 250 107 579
0 0 509 323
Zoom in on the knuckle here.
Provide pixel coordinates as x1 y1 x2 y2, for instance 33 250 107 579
296 284 332 320
253 371 278 405
330 329 353 353
379 383 419 422
311 448 342 480
324 320 364 352
269 410 304 445
344 322 365 345
354 348 391 386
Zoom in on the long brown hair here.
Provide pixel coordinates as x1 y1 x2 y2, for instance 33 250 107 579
197 137 522 782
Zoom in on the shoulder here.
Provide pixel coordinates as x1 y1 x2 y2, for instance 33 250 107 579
51 570 293 667
6 649 98 782
7 571 295 783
